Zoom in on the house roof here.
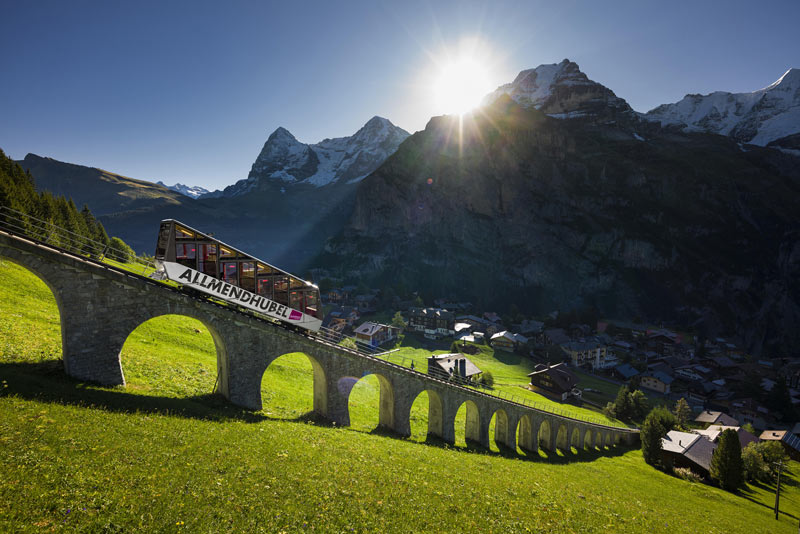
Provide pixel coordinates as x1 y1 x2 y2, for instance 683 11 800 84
428 353 482 377
561 340 604 352
661 431 700 454
615 364 640 379
409 307 454 320
759 430 788 441
702 426 760 449
527 363 577 392
694 410 739 426
683 434 716 472
354 322 389 336
491 331 515 341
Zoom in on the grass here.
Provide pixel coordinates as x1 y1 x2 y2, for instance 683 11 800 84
1 258 799 532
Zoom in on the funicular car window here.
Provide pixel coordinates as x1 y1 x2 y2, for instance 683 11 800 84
289 291 304 312
305 292 318 317
289 277 305 289
222 262 238 286
199 244 217 276
220 246 235 258
257 278 273 299
175 225 195 240
155 223 170 258
176 243 196 268
240 262 255 292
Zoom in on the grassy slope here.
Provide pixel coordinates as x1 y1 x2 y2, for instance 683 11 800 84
1 259 798 533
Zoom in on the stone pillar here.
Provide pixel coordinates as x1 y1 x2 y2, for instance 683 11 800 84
496 411 516 450
518 415 537 453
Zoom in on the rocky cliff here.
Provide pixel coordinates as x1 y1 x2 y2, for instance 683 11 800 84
322 95 800 356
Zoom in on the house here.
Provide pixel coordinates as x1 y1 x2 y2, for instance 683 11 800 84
560 340 607 370
730 398 770 429
515 319 544 335
527 363 578 401
427 353 481 383
490 331 528 352
457 315 501 336
640 371 674 394
694 410 739 428
353 322 400 348
693 425 760 450
614 363 640 381
758 430 800 461
542 328 570 346
354 294 378 313
407 307 455 339
321 305 361 334
660 431 716 478
483 311 501 323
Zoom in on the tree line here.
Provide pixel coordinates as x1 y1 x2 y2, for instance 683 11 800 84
0 148 135 262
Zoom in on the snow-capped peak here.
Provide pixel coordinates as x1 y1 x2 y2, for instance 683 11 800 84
156 181 210 199
644 67 800 146
214 116 410 197
483 59 632 118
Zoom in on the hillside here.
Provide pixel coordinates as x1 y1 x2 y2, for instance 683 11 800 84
1 259 797 532
321 95 800 356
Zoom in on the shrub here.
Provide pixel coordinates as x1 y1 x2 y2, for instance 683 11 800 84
742 443 770 482
673 467 702 483
479 370 494 388
107 236 135 263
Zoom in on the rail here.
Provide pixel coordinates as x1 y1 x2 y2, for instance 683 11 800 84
0 206 636 432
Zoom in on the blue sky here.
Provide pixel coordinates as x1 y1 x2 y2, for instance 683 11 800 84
1 0 798 190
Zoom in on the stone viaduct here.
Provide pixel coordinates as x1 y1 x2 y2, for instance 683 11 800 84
0 230 639 453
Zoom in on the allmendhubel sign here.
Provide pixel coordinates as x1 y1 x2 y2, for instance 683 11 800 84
159 261 322 331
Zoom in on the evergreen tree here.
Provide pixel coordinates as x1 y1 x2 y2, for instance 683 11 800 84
629 389 649 420
107 237 136 263
391 311 407 328
640 406 676 468
710 428 744 492
614 386 632 421
673 398 692 428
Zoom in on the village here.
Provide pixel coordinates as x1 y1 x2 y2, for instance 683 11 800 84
319 283 800 478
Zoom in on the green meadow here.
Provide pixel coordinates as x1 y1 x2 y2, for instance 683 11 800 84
1 258 798 533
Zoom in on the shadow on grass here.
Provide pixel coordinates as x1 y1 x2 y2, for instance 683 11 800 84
0 360 267 423
399 333 453 352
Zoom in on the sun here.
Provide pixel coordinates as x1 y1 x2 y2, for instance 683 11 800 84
433 57 493 115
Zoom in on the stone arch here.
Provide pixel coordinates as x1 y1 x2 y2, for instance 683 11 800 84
556 423 569 451
0 253 65 358
605 432 612 447
345 372 395 430
516 414 536 453
538 418 552 451
596 430 603 448
408 388 443 439
453 399 481 444
491 408 510 450
261 351 327 418
583 428 594 450
570 427 582 450
120 312 228 393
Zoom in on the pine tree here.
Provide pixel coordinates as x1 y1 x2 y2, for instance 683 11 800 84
673 398 692 428
710 428 744 491
641 406 676 468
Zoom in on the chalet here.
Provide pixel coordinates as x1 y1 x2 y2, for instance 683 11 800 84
457 315 501 336
640 371 674 394
730 398 770 429
560 340 607 370
407 307 455 339
353 322 400 348
694 410 739 428
354 293 378 313
490 331 528 352
543 328 570 346
614 363 640 380
527 363 578 401
515 319 544 335
322 305 361 333
427 353 482 383
758 430 800 461
660 431 716 478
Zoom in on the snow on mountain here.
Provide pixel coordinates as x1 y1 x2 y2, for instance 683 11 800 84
212 116 410 197
482 59 633 118
644 68 800 146
156 181 210 199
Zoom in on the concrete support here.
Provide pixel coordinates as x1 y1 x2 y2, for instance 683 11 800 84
517 415 536 453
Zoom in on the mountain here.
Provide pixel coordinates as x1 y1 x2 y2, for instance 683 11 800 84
320 89 800 356
208 116 410 197
644 68 800 147
157 181 210 199
482 59 634 120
